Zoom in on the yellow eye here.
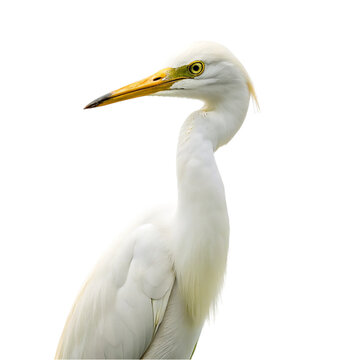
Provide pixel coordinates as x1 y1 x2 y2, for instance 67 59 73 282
189 61 204 76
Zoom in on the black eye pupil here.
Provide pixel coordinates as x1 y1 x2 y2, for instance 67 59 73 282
193 65 199 72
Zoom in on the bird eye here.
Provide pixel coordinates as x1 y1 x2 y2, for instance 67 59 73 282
189 61 204 76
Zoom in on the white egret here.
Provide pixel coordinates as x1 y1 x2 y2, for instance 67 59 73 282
55 42 257 359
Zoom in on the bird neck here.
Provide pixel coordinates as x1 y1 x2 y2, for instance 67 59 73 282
173 97 247 324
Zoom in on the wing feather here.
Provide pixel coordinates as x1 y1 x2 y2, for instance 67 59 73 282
55 223 174 359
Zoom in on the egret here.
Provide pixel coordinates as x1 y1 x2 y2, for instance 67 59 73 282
55 42 257 359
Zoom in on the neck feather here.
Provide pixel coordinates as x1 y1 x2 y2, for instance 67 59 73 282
175 133 228 323
174 87 249 323
173 98 243 325
173 93 249 323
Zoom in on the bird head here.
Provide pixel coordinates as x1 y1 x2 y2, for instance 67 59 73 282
84 41 258 110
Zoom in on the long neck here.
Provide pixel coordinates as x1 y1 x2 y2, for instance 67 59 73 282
174 94 248 324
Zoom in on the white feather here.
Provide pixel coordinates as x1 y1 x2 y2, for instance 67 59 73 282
56 219 175 359
56 42 254 359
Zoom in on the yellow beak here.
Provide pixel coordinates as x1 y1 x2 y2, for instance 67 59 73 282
84 67 185 109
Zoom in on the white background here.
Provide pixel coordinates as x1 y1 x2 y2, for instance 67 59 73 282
1 1 359 359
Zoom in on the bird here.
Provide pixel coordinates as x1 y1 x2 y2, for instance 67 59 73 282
55 41 258 359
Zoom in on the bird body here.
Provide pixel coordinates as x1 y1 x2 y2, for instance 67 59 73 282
56 42 256 359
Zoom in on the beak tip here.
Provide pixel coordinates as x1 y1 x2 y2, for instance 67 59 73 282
83 101 99 110
84 92 113 110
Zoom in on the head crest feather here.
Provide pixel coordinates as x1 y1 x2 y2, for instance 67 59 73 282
247 80 260 111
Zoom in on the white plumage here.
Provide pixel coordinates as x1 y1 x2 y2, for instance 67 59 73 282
56 42 256 359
